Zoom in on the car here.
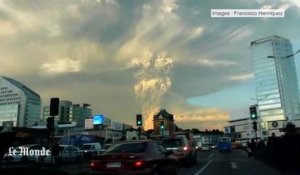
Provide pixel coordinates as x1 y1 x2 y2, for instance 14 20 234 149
79 142 102 158
201 144 211 151
162 137 197 165
99 144 112 154
37 145 80 163
217 137 232 153
89 140 177 175
210 145 217 149
3 144 44 163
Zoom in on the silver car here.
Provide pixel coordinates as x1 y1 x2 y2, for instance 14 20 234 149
38 145 80 163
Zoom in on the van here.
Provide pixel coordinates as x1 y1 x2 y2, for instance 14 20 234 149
217 137 231 152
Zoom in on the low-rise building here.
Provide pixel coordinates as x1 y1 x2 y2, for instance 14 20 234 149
224 118 262 144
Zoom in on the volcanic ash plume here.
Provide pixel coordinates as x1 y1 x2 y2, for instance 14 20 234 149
132 53 173 130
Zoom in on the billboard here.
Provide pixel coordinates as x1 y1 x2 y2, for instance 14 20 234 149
93 115 103 125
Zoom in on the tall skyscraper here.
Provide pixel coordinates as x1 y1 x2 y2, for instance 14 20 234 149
250 36 300 126
0 76 41 127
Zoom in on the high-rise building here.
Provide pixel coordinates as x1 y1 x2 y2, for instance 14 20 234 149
250 36 300 133
43 100 92 127
0 76 41 127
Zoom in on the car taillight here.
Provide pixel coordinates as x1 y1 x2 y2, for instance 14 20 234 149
133 160 144 167
183 146 188 151
90 160 101 170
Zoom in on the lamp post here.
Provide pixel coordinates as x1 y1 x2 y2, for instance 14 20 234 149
267 49 300 59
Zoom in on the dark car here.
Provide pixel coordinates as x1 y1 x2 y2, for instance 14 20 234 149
161 137 197 165
89 140 177 175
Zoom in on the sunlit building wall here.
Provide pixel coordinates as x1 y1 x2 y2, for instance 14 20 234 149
250 36 300 123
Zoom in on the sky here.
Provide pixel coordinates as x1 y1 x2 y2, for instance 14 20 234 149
1 0 300 130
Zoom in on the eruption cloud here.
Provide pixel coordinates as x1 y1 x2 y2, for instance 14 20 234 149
132 52 173 130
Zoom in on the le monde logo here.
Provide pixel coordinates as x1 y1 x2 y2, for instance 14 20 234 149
8 147 51 156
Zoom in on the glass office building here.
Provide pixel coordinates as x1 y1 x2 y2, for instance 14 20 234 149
0 76 41 127
250 36 300 123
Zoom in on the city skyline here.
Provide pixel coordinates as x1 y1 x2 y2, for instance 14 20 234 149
1 0 300 130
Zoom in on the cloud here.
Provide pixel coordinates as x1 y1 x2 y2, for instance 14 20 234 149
173 107 230 130
284 0 300 7
41 58 81 74
197 59 236 67
229 73 254 81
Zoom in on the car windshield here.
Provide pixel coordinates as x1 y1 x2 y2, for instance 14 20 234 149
106 142 146 153
162 139 183 148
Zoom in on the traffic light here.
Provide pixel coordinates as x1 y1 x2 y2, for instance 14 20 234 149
46 117 54 131
136 114 142 126
50 98 59 116
160 121 164 129
250 106 258 120
252 121 257 131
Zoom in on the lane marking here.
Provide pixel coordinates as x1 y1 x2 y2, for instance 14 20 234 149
230 162 238 169
208 153 215 158
194 159 213 175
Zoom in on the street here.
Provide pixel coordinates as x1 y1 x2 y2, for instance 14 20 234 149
177 149 280 175
58 149 281 175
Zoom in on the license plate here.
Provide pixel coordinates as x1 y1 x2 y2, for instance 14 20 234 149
106 162 121 168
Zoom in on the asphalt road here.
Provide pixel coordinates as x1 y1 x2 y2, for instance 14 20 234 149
4 149 281 175
177 149 281 175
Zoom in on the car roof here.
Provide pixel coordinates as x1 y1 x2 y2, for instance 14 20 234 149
114 140 157 144
60 145 74 147
18 144 40 147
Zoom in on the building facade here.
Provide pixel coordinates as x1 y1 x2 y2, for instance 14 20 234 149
43 100 92 127
224 118 262 144
0 76 41 127
250 36 300 134
153 109 175 136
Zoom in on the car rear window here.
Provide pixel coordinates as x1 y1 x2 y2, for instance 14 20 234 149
106 142 146 153
218 137 231 143
162 139 183 148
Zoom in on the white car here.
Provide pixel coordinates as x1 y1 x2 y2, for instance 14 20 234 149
201 144 211 151
38 145 80 163
3 144 43 163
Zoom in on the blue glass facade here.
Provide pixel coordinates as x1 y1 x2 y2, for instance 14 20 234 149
251 36 300 123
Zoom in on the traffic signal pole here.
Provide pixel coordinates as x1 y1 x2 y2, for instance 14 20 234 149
253 120 258 141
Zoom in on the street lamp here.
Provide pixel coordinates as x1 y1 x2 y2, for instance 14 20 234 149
267 49 300 59
250 94 270 101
